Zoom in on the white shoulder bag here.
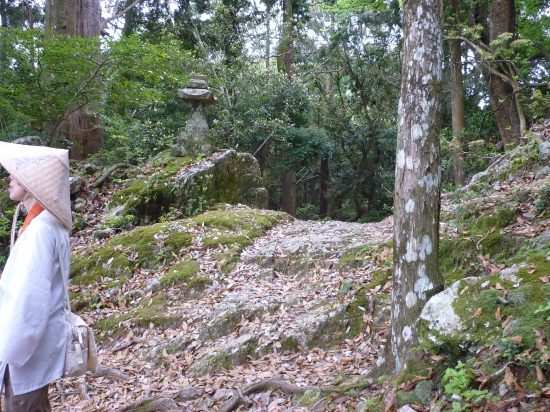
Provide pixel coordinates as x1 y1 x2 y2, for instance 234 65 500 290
54 227 99 377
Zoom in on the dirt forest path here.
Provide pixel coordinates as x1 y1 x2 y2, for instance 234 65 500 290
50 214 395 411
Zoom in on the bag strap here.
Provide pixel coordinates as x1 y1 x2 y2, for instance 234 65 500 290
53 225 73 316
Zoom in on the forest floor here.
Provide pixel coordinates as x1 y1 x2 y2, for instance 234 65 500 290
4 122 550 412
51 199 396 411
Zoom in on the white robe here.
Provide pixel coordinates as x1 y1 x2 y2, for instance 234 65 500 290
0 210 69 395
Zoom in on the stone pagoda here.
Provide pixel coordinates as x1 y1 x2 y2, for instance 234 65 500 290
172 75 217 157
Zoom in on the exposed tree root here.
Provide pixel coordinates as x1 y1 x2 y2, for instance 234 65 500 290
112 338 143 353
92 365 131 381
76 380 90 401
117 397 179 412
92 163 133 188
218 375 373 412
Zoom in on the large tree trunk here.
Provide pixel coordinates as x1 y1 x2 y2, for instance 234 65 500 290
278 0 296 213
450 38 466 186
385 0 444 374
45 0 103 159
281 171 296 217
486 0 521 150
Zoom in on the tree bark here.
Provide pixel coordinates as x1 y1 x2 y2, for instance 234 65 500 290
281 170 296 217
319 157 329 218
265 0 271 68
45 0 103 159
450 38 466 186
486 0 521 150
385 0 444 374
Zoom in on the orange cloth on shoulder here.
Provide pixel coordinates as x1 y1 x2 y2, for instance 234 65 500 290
19 203 45 237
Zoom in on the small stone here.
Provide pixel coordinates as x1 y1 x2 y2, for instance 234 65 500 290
213 388 234 401
539 141 550 161
261 392 270 407
499 383 509 396
451 394 462 402
480 280 490 288
500 264 526 283
11 135 44 146
536 166 550 179
175 385 201 400
69 175 83 195
355 401 366 412
92 228 115 239
398 406 416 412
190 74 207 81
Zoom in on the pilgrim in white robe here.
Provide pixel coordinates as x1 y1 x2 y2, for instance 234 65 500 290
0 211 68 395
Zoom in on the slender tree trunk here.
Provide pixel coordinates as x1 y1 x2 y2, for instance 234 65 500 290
265 0 271 68
309 177 317 206
450 39 466 186
319 157 329 218
45 0 103 159
384 0 444 374
485 0 521 150
0 0 7 69
281 171 296 217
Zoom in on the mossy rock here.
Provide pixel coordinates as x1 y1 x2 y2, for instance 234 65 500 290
70 209 290 286
396 390 422 407
107 150 269 224
95 292 180 339
420 276 550 356
160 260 207 291
190 334 260 376
471 207 517 232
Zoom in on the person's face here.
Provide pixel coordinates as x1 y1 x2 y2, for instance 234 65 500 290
6 176 27 201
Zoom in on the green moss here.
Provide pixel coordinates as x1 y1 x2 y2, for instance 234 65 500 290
414 380 434 406
364 269 392 291
160 260 201 287
201 233 252 249
193 210 288 231
160 259 211 293
346 288 370 337
211 250 240 273
111 180 146 208
297 390 322 408
396 390 422 407
439 235 477 279
471 207 516 232
96 292 180 337
448 278 550 351
109 155 193 222
70 210 291 286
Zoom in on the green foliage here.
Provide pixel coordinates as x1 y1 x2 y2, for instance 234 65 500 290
443 361 500 407
296 203 318 220
0 29 194 162
535 185 550 214
534 301 550 321
0 29 103 142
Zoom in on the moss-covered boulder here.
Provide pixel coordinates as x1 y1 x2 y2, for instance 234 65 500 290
107 150 268 224
70 208 289 285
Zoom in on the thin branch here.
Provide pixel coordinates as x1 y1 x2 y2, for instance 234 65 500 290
92 163 134 188
104 0 143 24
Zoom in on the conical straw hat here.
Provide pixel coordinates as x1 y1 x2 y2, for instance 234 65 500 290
0 142 72 229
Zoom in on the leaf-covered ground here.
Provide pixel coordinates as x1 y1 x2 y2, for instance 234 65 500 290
4 122 550 411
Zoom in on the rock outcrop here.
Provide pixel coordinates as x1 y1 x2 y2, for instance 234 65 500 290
107 149 268 224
